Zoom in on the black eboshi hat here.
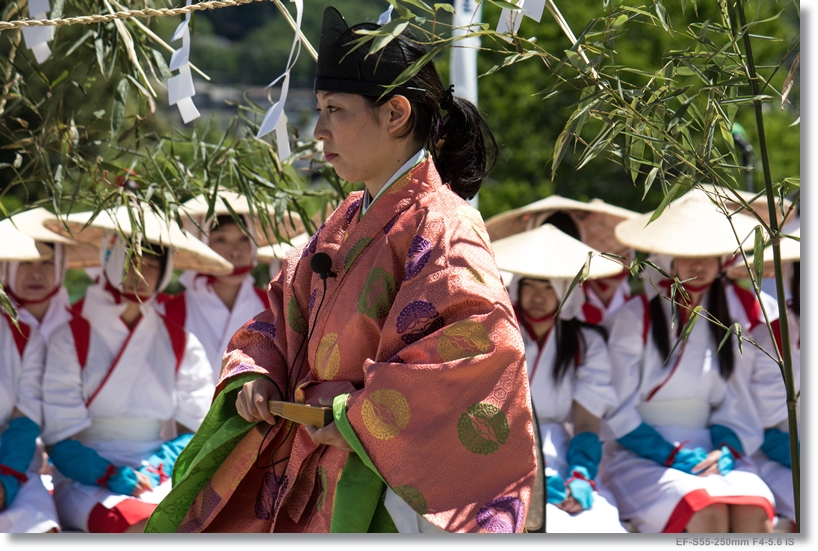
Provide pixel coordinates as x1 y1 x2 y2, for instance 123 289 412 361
313 6 427 102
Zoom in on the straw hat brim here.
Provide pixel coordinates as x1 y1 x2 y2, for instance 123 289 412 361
484 195 640 256
0 219 52 262
6 207 101 269
43 207 234 275
256 232 311 263
492 224 626 281
697 183 793 228
615 189 760 258
726 227 800 280
181 192 317 247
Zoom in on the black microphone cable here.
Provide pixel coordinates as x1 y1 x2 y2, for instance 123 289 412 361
254 252 337 473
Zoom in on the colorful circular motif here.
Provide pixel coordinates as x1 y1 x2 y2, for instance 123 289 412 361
457 205 491 246
464 266 488 286
476 496 524 533
287 296 308 336
315 332 341 380
345 199 361 225
302 224 324 257
308 289 317 315
361 389 411 440
404 235 433 281
358 267 398 319
344 237 373 271
396 300 439 334
393 485 428 515
383 214 400 234
438 320 491 362
457 402 510 455
247 320 276 341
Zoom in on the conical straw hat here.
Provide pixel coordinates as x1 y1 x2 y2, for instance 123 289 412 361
0 218 52 262
697 183 793 228
43 205 233 275
615 188 759 258
726 226 800 280
6 207 100 269
492 224 625 281
484 195 639 256
181 191 312 247
256 232 310 263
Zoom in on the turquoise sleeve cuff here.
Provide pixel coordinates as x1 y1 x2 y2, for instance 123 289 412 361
566 431 602 480
616 422 676 465
710 424 744 456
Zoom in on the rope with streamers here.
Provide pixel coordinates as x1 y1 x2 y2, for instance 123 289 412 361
0 0 264 31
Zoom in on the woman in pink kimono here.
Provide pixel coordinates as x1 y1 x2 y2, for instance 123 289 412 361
146 6 537 533
0 219 61 533
40 207 228 532
600 190 776 533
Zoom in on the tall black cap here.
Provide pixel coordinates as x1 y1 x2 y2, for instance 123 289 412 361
313 6 427 102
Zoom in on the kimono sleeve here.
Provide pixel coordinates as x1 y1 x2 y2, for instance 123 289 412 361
336 206 537 531
218 254 297 397
600 297 647 440
41 323 92 445
709 344 765 456
572 327 618 422
16 327 47 427
173 331 216 432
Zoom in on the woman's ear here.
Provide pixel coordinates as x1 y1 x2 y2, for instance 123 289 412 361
384 95 412 136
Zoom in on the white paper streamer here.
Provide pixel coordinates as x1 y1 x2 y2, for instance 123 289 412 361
377 4 393 25
21 0 53 64
167 1 200 124
496 0 545 37
256 0 303 162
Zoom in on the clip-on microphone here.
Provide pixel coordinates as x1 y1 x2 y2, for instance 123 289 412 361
310 252 337 280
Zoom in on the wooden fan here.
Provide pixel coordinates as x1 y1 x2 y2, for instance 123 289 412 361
267 401 333 428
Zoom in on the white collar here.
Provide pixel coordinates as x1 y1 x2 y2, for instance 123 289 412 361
361 149 427 216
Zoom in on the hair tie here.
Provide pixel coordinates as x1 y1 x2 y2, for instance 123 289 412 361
441 84 455 111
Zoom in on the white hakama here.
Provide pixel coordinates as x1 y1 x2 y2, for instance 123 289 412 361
600 286 776 533
41 284 214 532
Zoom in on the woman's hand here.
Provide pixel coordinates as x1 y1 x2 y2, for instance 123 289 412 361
694 449 723 477
132 471 155 496
303 397 353 452
555 495 583 514
236 378 282 425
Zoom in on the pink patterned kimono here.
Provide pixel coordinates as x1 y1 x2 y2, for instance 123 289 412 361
169 155 537 532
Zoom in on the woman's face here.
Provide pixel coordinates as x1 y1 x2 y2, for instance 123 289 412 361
122 254 163 297
14 258 57 301
673 256 721 286
313 91 408 186
519 279 559 319
209 222 253 270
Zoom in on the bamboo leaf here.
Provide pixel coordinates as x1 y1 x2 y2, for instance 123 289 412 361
111 78 130 137
781 52 800 109
556 261 586 318
643 166 659 200
753 225 765 284
648 181 684 225
668 305 703 360
717 323 741 353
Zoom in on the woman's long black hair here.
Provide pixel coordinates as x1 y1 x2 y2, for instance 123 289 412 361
361 34 498 200
649 274 735 380
516 278 608 383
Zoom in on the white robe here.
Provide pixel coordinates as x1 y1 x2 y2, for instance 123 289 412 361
749 306 800 525
41 283 214 532
0 316 60 533
15 286 73 342
600 286 775 533
580 278 631 323
523 322 627 533
158 271 268 382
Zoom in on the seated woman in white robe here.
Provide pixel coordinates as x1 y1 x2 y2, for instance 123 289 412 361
728 229 801 532
41 212 220 533
160 211 269 383
0 208 91 341
491 224 628 533
601 190 776 533
0 219 61 533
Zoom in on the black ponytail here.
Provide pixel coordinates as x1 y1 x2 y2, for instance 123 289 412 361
552 318 608 383
792 261 800 318
361 32 498 200
649 278 735 379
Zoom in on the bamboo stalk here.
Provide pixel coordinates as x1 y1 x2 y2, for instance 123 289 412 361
271 0 317 62
734 0 800 530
